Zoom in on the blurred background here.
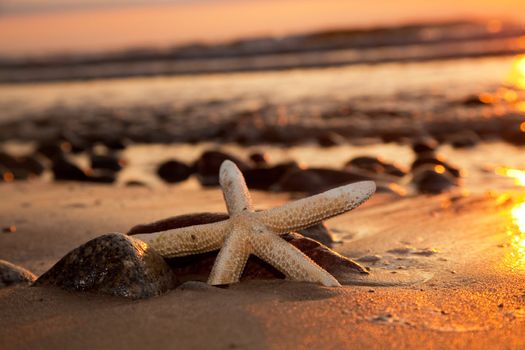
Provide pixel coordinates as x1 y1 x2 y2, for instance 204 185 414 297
1 0 525 193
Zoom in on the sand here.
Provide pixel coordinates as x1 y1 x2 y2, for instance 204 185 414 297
1 182 525 349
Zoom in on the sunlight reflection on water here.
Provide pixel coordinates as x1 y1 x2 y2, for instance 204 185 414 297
496 167 525 186
508 201 525 269
507 55 525 90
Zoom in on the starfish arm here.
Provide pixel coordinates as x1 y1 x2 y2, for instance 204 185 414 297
208 227 251 285
142 220 231 258
256 181 376 233
249 229 341 287
220 160 253 215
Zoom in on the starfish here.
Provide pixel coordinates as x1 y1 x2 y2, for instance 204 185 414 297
137 160 376 287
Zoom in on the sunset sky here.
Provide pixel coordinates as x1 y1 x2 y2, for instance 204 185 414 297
1 0 524 57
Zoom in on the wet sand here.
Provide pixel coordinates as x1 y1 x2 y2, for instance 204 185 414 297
1 182 525 349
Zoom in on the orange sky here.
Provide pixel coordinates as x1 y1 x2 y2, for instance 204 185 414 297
1 0 524 57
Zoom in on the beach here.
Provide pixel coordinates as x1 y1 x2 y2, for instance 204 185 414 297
2 17 525 349
2 180 525 349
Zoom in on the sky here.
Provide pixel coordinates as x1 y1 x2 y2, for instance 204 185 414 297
1 0 524 57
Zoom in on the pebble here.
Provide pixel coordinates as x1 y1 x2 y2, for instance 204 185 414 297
51 156 89 181
411 137 439 154
345 156 406 177
345 156 386 173
461 95 485 106
298 222 338 247
100 138 129 151
412 165 458 194
275 167 372 194
243 161 300 190
128 212 229 235
411 154 462 178
194 150 250 187
0 260 36 287
0 152 44 179
156 159 193 183
34 233 175 299
59 131 89 154
317 131 346 147
248 152 270 166
446 130 480 149
502 121 525 146
2 225 16 233
1 165 14 183
35 141 67 160
90 154 124 171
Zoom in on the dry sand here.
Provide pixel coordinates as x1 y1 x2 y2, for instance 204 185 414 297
1 182 525 349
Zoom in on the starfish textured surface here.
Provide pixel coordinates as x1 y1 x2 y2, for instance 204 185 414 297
139 160 376 287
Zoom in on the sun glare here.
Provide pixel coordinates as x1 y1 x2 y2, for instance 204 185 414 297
508 201 525 269
497 167 525 269
508 55 525 90
495 167 525 186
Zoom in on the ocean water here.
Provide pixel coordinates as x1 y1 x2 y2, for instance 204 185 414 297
0 54 524 144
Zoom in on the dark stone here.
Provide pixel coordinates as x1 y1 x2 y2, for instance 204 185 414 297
156 159 193 184
248 152 270 166
128 212 229 236
0 152 44 179
60 131 88 154
502 121 525 146
34 233 175 299
90 154 124 172
275 168 372 194
345 156 406 177
51 156 89 181
447 131 480 149
298 223 337 247
101 138 129 151
194 150 250 187
412 165 458 194
35 142 66 160
411 137 439 154
0 153 29 180
88 170 117 184
461 95 485 106
0 152 18 168
317 131 346 147
0 165 13 182
383 164 406 177
19 155 45 176
0 260 36 287
345 156 385 173
411 155 462 178
243 161 300 190
2 225 16 233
